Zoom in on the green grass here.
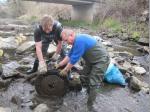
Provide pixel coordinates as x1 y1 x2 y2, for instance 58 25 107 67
60 18 123 32
28 16 38 22
60 20 100 31
131 31 141 41
102 18 122 32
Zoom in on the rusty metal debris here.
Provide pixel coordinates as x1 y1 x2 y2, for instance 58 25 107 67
35 72 66 97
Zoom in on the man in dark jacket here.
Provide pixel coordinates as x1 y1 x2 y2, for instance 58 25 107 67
27 15 63 74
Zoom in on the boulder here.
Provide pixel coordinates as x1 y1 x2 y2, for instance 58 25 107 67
21 101 34 109
0 36 18 49
11 95 23 105
0 49 4 57
131 66 146 75
138 37 149 46
122 33 129 40
0 78 11 90
107 33 114 38
0 107 12 112
137 46 149 54
117 61 132 74
102 41 113 47
16 41 35 54
33 104 49 112
0 31 16 37
0 24 31 31
2 61 20 79
113 51 133 57
128 76 149 92
0 25 15 31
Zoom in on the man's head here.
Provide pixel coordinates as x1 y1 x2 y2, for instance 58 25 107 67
61 29 75 45
41 15 54 33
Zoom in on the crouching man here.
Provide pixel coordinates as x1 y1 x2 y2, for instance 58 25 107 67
56 29 110 111
27 15 63 74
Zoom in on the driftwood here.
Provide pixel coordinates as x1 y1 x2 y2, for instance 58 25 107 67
23 72 40 82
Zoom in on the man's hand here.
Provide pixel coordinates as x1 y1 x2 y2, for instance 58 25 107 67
54 63 60 69
38 61 47 74
60 69 68 77
51 53 59 61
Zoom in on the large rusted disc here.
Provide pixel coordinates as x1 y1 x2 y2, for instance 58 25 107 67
35 74 65 97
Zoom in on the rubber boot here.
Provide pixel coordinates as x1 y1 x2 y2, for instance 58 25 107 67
26 59 39 74
87 86 100 112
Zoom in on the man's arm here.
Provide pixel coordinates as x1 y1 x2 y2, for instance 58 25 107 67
35 42 44 62
58 56 70 66
55 40 62 54
64 63 73 72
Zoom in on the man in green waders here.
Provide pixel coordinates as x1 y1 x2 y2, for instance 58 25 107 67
56 29 110 112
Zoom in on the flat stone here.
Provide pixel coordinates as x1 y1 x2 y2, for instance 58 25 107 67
0 49 3 57
0 36 18 49
129 76 149 91
138 37 149 45
16 41 35 54
0 24 31 31
114 51 133 57
131 66 146 75
0 31 16 37
2 61 20 78
0 107 12 112
102 41 113 47
0 78 11 89
11 95 23 105
34 103 49 112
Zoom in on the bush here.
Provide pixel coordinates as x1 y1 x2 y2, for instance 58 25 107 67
131 31 141 41
102 18 122 32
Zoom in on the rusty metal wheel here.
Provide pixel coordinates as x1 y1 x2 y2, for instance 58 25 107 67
35 73 66 97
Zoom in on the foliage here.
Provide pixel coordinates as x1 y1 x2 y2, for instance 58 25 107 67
60 20 100 31
131 31 141 41
101 18 122 32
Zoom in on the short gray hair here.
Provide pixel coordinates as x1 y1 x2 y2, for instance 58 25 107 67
61 29 74 38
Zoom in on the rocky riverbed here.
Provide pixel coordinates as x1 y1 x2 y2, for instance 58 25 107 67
0 19 149 112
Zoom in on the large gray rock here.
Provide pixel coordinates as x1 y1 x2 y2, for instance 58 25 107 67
138 37 149 45
113 51 133 57
0 107 12 112
16 41 35 54
128 76 149 92
11 95 23 105
0 31 16 37
131 66 146 75
0 78 11 89
0 36 18 49
34 104 49 112
137 46 149 53
117 61 132 73
0 24 31 31
0 34 27 49
102 41 113 47
2 61 20 78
